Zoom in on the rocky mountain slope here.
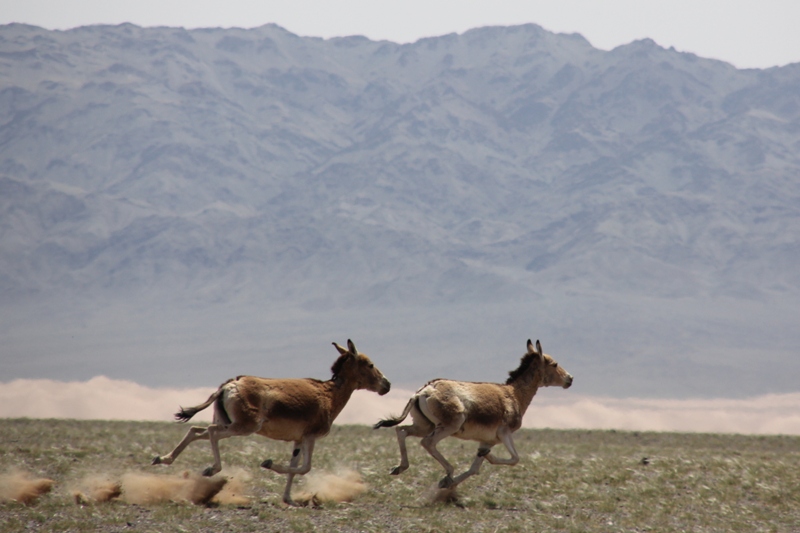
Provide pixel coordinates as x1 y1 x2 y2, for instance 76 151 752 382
2 23 798 398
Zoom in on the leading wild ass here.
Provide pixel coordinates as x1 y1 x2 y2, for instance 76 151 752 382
152 339 391 505
374 339 572 489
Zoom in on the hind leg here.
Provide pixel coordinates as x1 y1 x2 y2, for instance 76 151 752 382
201 425 234 476
416 395 466 488
262 438 316 506
391 420 431 475
152 425 210 466
201 419 262 477
420 420 464 488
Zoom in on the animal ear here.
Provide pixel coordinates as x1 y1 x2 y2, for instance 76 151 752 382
332 342 348 355
347 339 358 355
527 339 543 360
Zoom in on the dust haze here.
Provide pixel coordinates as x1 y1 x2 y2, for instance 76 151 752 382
0 470 55 505
1 376 799 435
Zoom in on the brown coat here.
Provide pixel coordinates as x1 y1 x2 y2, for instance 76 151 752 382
375 339 572 489
153 340 390 505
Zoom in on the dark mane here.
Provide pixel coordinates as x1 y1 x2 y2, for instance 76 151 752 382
506 352 539 384
330 352 350 380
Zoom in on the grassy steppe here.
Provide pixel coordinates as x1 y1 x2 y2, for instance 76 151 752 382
1 418 798 532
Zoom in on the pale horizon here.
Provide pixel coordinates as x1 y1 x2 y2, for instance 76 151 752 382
2 376 798 436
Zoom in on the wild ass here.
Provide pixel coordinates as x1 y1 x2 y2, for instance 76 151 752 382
374 339 572 489
152 339 391 505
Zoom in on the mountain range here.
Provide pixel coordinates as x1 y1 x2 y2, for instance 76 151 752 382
1 22 798 400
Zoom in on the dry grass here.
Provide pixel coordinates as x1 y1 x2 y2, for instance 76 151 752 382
1 418 798 532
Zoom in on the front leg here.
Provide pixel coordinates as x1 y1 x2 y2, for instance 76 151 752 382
483 429 519 466
281 443 303 505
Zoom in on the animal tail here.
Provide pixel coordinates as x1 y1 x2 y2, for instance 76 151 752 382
174 378 233 423
373 397 416 429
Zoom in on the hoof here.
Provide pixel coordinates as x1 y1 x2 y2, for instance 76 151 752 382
390 466 402 476
260 459 273 469
151 456 162 465
438 475 454 489
202 466 216 477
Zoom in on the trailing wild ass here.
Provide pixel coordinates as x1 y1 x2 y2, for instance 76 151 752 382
375 339 572 489
152 339 391 505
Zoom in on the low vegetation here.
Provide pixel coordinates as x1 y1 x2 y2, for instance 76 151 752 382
1 418 798 532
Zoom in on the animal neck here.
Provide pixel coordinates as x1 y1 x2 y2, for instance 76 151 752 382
328 376 358 419
508 368 541 416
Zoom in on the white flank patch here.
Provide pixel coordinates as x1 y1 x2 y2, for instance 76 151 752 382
1 377 799 435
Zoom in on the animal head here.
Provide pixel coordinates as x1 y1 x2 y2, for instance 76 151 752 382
507 339 573 389
331 339 391 395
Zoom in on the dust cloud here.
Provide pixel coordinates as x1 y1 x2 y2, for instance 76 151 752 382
211 468 253 506
71 473 122 504
0 470 55 505
2 376 800 435
69 469 252 506
428 486 461 505
292 469 367 505
120 471 227 505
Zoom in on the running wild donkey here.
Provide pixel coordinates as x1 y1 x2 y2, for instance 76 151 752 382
375 339 572 489
152 340 390 505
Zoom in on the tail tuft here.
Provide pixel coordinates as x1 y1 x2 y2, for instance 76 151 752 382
173 385 225 423
174 407 197 422
373 417 402 429
373 397 416 429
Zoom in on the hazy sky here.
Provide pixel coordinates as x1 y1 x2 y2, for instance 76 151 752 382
1 0 797 69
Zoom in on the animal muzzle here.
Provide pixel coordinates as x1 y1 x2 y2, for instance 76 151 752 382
378 378 391 395
562 375 574 389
